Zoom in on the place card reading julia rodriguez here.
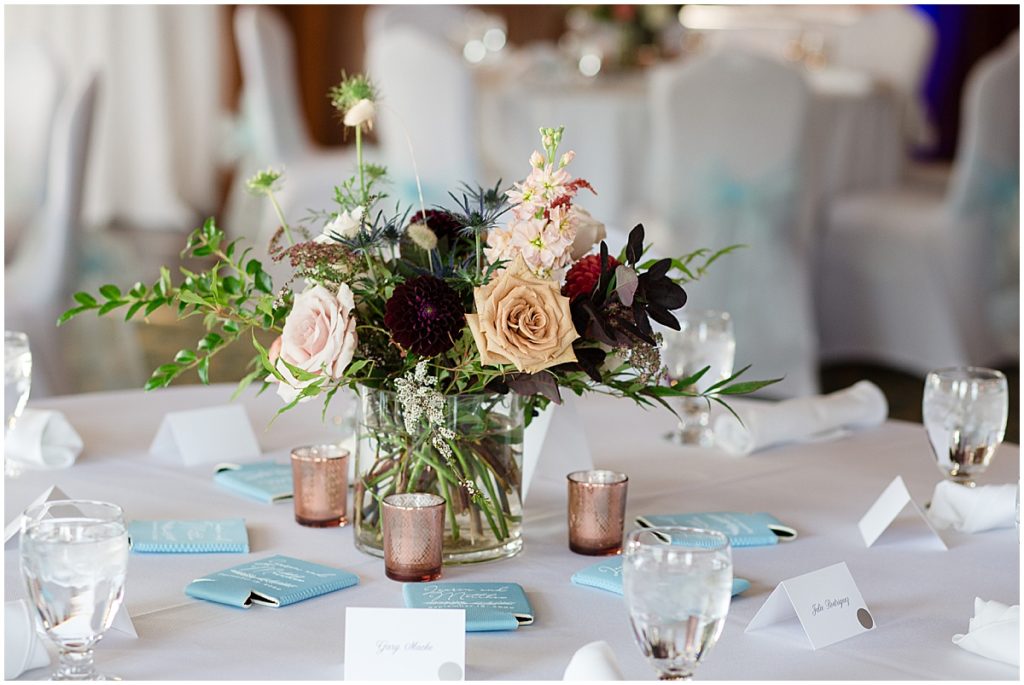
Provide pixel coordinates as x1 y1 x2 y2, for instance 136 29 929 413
344 607 465 681
745 562 875 649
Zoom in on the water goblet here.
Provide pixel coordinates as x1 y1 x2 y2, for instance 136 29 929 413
20 500 129 681
5 330 32 477
923 367 1008 487
623 527 733 680
660 310 735 447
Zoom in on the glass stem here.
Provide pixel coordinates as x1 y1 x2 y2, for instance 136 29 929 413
56 646 98 680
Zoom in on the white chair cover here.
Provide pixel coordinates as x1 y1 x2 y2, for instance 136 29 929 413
5 74 100 397
365 26 480 209
225 6 372 252
4 41 62 260
818 40 1019 373
831 6 936 145
364 5 468 46
647 52 819 398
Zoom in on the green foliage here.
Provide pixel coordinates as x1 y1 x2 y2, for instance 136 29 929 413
328 72 377 114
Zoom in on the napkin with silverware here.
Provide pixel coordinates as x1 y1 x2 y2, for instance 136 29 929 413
928 481 1019 533
4 409 83 470
4 600 51 679
563 640 624 680
953 598 1019 666
712 381 888 456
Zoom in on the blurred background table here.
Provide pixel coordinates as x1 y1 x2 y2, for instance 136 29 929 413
5 385 1019 680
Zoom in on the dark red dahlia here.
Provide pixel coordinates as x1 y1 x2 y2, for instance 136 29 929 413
384 275 465 356
563 254 620 301
409 209 462 243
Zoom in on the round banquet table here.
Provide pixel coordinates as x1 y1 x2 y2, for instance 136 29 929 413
5 384 1020 680
477 60 906 230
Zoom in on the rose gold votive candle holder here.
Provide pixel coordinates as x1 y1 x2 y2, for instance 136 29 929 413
567 470 629 555
291 444 349 528
381 493 445 582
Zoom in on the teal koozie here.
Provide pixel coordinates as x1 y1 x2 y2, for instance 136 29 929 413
186 555 358 608
571 557 751 597
213 461 293 503
128 518 249 554
635 512 797 547
403 582 533 632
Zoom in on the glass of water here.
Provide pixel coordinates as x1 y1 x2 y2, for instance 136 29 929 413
20 500 129 681
923 367 1008 487
623 527 732 680
660 311 735 447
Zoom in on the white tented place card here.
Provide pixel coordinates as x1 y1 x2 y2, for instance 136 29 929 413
745 562 875 650
522 395 594 501
149 404 261 466
344 607 466 681
4 485 70 544
858 476 946 549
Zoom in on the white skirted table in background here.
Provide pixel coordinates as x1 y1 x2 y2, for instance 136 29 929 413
4 384 1019 680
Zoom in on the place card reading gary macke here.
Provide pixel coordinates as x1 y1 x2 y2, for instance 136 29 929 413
344 607 466 681
185 555 357 608
128 518 249 554
745 561 874 649
403 582 533 632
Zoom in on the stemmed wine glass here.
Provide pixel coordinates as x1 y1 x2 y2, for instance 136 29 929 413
5 330 32 477
623 527 733 680
20 500 130 681
923 367 1008 487
660 311 735 447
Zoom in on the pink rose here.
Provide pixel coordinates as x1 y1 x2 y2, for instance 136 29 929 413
268 336 283 364
274 283 358 403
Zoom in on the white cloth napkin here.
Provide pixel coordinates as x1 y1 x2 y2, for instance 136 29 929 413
713 381 888 456
928 481 1019 533
4 409 83 470
563 640 624 680
952 598 1019 667
4 600 51 679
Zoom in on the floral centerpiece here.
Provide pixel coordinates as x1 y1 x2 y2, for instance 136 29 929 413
61 74 776 563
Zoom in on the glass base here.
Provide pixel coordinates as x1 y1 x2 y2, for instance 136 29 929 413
569 542 623 556
355 532 522 565
385 567 442 582
295 514 349 528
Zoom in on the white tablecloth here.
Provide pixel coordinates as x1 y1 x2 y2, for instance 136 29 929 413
5 385 1020 680
477 60 907 229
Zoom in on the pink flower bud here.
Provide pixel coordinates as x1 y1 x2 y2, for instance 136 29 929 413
530 151 545 169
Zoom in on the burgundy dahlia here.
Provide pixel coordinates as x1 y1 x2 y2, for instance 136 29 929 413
384 275 465 356
409 209 463 243
563 254 620 301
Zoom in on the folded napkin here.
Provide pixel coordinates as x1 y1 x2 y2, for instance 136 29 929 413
929 481 1019 533
953 598 1019 667
563 640 624 681
5 600 51 679
4 409 83 470
713 381 888 456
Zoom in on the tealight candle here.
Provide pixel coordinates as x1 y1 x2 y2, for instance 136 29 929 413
291 444 349 527
381 493 445 582
567 470 629 555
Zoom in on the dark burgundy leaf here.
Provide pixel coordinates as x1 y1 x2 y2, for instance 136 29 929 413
507 372 562 404
645 280 688 309
632 300 653 336
647 302 680 329
626 224 644 265
645 257 671 280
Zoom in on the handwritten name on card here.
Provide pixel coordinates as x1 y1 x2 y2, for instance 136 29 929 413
344 607 465 681
746 562 874 650
858 476 946 549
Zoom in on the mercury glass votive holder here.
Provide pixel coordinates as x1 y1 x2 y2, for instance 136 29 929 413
567 470 629 555
382 493 445 582
291 444 349 528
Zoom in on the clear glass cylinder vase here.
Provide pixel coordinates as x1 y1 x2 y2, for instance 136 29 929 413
353 387 524 564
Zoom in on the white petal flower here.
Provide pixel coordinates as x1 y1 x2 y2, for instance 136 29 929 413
315 206 364 243
343 98 376 129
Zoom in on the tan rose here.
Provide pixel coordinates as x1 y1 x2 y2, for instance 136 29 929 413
466 256 579 373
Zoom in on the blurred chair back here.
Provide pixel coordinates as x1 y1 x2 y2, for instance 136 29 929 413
6 74 100 397
4 40 62 259
832 7 935 99
649 51 817 397
234 6 312 163
364 4 468 45
945 38 1020 361
366 26 479 208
